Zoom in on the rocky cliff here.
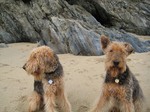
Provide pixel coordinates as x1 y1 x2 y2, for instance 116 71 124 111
67 0 150 35
0 0 150 55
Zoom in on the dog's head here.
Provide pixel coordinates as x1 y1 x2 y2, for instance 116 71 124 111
100 35 134 74
23 46 58 78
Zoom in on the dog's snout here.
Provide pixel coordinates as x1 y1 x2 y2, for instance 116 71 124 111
113 60 119 66
23 63 26 70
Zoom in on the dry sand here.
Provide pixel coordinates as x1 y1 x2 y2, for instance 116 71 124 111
0 43 150 112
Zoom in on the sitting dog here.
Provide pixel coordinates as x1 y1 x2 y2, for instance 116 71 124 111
90 35 145 112
23 46 72 112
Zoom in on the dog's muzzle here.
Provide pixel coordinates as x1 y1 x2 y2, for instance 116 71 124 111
22 63 26 70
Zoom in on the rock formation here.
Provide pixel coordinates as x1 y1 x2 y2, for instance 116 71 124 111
67 0 150 35
0 0 150 55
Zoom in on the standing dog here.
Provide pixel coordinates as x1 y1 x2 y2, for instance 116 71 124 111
23 46 72 112
90 35 145 112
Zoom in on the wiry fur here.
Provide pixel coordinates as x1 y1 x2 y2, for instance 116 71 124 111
23 46 71 112
90 35 145 112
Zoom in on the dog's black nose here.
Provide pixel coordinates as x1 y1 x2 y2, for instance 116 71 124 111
22 64 26 70
113 61 119 66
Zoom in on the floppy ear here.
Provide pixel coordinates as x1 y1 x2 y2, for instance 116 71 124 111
44 53 59 73
100 35 111 53
124 43 134 55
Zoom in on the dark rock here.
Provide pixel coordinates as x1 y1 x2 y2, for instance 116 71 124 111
66 0 150 35
0 0 150 55
0 43 8 48
66 0 115 27
14 0 31 4
22 0 31 4
0 2 40 43
0 30 16 43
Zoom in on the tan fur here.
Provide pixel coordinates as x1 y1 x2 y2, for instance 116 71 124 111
23 46 71 112
90 35 144 112
23 46 58 80
28 91 42 112
104 42 128 77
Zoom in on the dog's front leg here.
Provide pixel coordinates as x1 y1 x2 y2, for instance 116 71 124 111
56 84 72 112
28 91 42 112
89 94 111 112
44 90 56 112
122 101 135 112
43 80 57 112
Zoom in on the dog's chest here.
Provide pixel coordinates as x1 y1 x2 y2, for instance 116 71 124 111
103 83 126 100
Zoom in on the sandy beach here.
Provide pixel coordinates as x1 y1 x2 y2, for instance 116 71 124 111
0 43 150 112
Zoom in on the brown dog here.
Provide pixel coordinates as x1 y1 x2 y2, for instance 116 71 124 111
90 35 145 112
23 46 72 112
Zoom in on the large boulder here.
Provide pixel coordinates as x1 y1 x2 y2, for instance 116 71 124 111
0 0 150 55
66 0 150 35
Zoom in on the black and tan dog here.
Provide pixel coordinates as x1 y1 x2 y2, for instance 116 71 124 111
23 46 71 112
90 35 145 112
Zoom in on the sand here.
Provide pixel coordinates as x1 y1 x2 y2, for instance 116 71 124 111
0 43 150 112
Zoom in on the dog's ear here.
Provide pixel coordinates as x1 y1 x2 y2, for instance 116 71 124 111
100 35 111 53
123 43 134 55
44 52 59 73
